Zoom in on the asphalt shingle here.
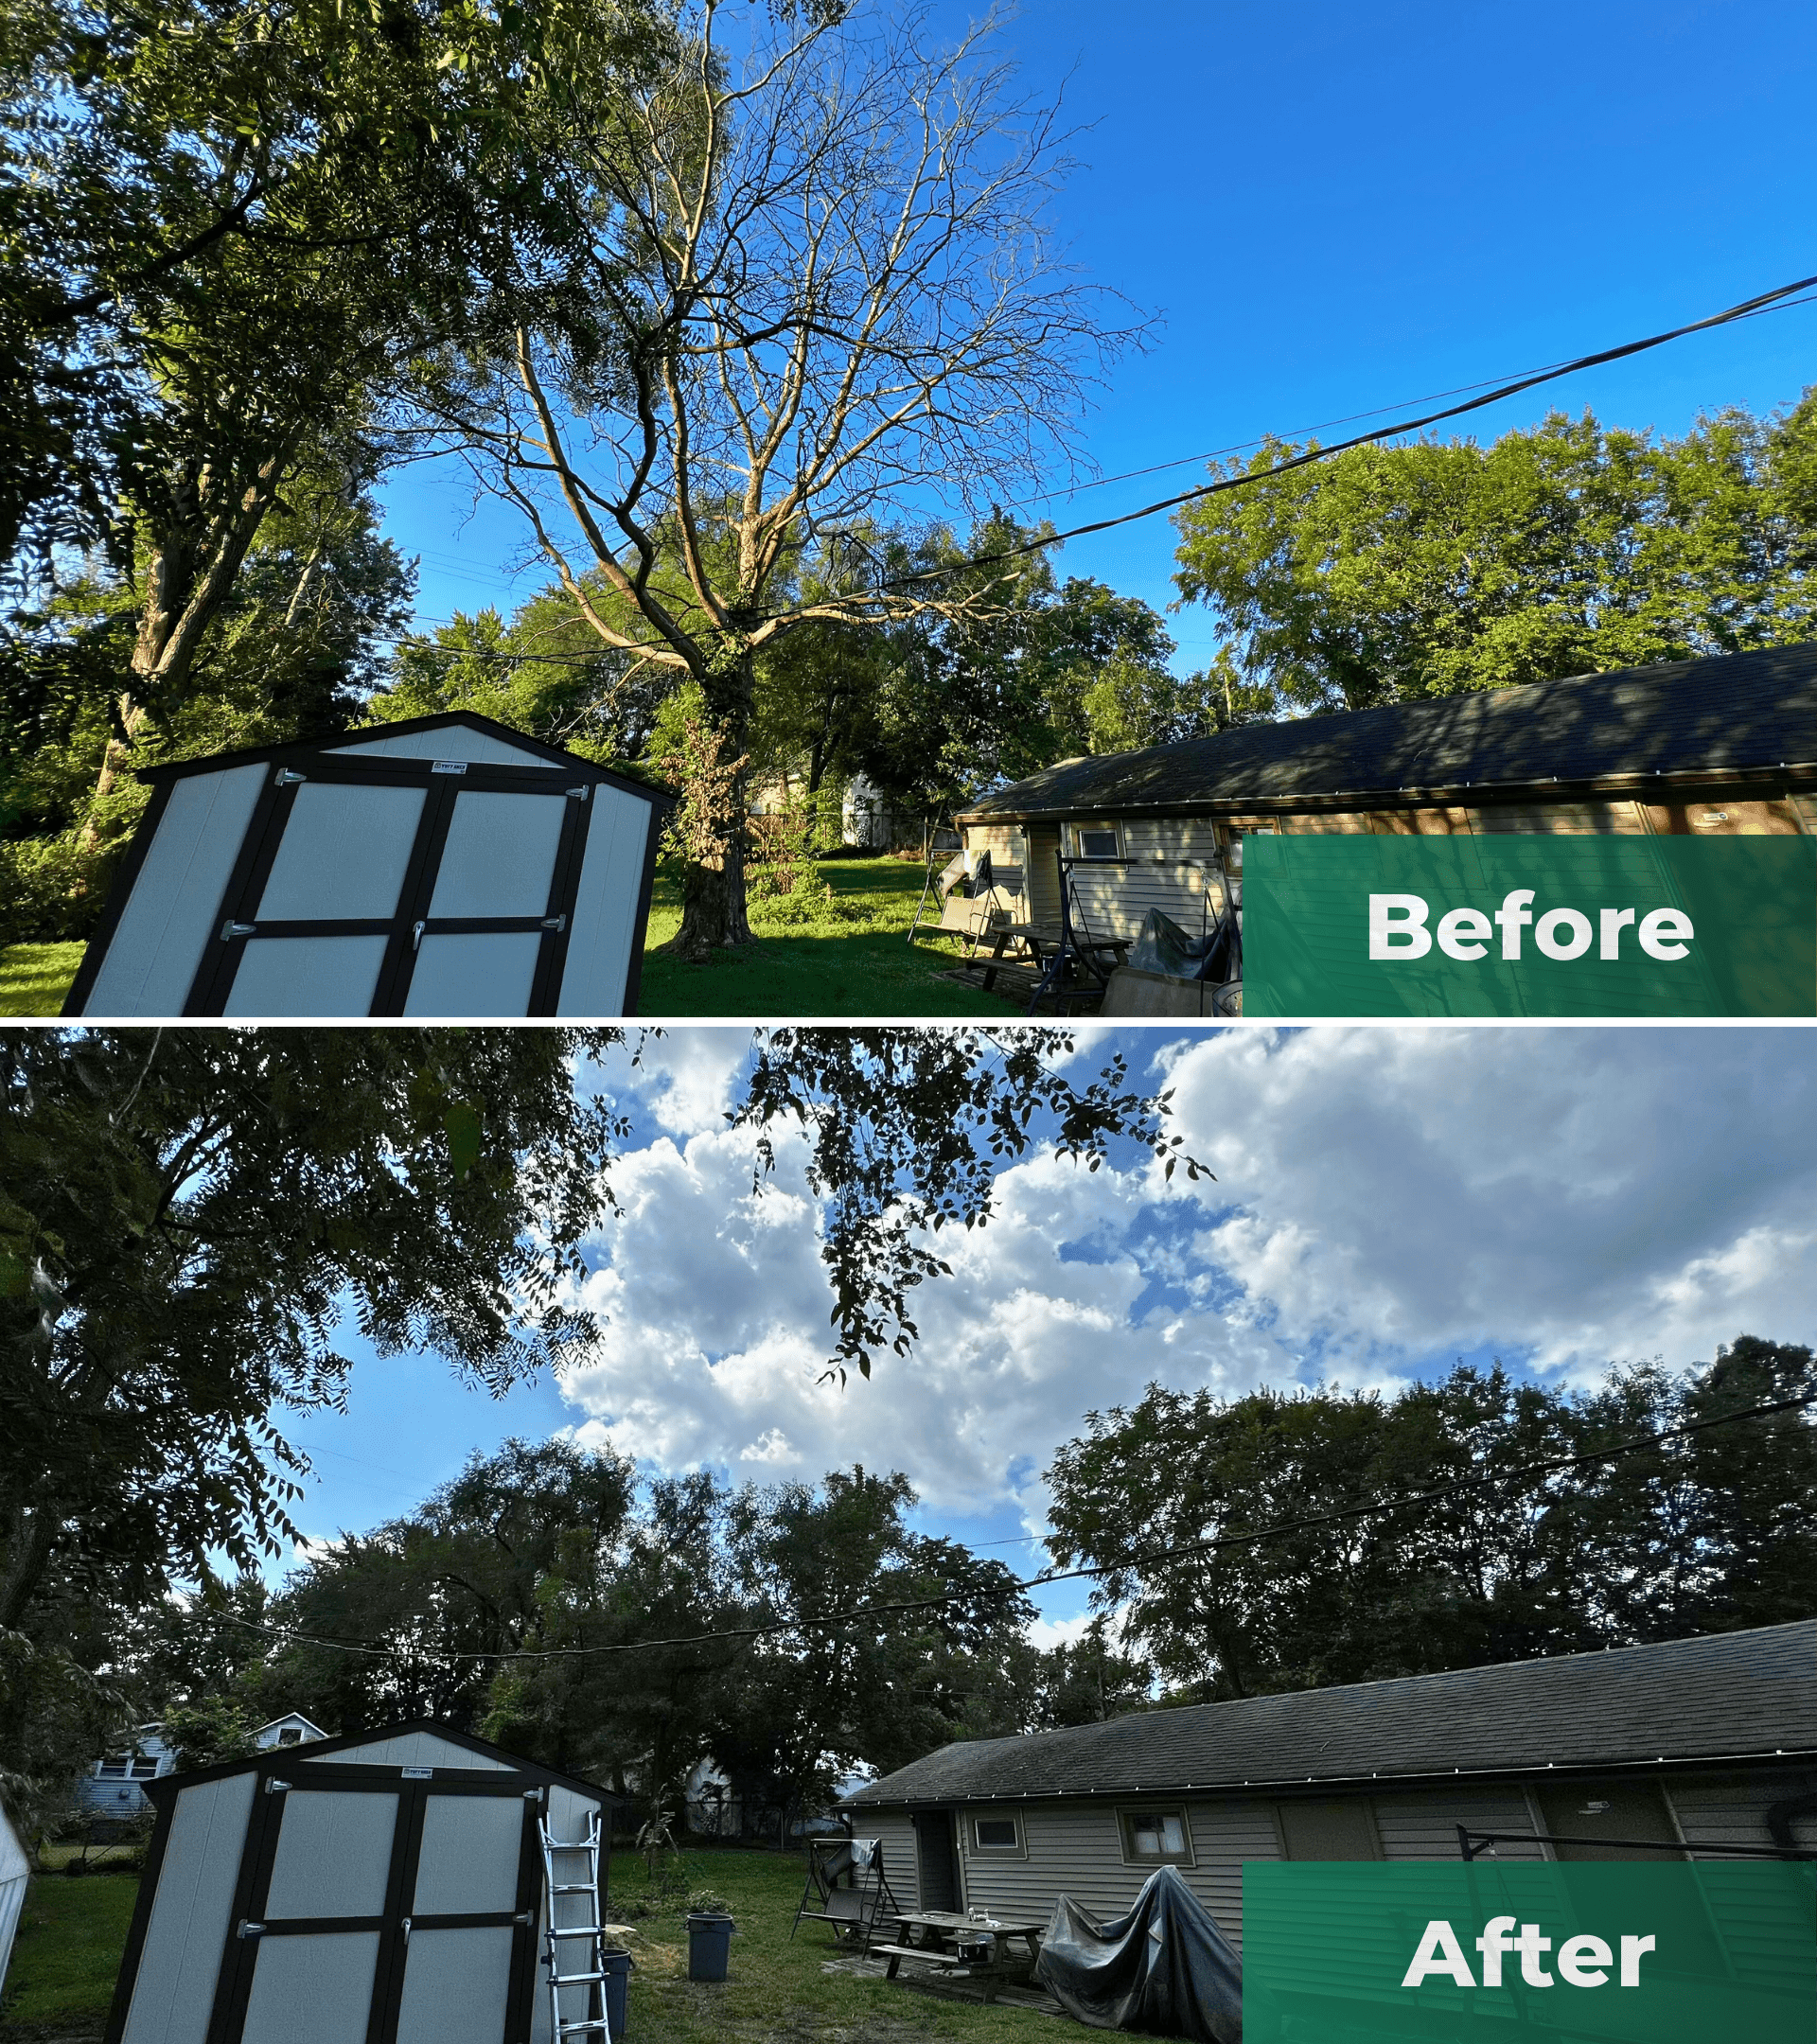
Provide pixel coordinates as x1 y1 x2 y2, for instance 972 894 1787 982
845 1621 1817 1807
956 643 1817 823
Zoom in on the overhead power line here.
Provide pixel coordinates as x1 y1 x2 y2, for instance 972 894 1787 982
382 269 1817 661
886 266 1817 587
211 1389 1815 1666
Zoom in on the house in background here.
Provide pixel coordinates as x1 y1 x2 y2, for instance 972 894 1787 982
78 1725 179 1818
253 1711 327 1752
954 642 1817 947
842 1620 1817 1949
79 1713 326 1817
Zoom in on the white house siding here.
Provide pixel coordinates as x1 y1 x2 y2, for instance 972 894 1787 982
1664 1768 1817 1996
863 1812 923 1913
1470 800 1649 834
944 1797 1279 1947
120 1772 257 2044
1370 1786 1546 1860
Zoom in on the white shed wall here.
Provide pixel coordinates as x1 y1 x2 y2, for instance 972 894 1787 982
327 728 551 767
556 786 653 1015
531 1788 609 2044
0 1805 27 1999
300 1732 513 1772
86 766 266 1015
120 1771 257 2044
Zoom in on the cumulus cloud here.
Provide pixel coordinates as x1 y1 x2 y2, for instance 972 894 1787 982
552 1026 1816 1536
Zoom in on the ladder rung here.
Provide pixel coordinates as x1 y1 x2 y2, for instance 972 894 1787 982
557 2023 609 2037
552 1882 595 1893
548 1924 603 1937
554 1970 609 1985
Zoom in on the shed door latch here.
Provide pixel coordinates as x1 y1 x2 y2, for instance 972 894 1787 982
273 768 308 787
221 922 256 942
540 915 566 933
567 785 590 802
238 1921 266 1940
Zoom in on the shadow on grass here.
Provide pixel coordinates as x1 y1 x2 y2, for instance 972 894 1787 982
0 863 1013 1021
0 942 82 1018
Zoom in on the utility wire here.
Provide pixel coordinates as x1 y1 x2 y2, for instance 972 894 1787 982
207 1389 1815 1666
884 266 1817 586
378 268 1817 662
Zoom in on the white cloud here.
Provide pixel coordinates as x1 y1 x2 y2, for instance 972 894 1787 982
549 1027 1816 1536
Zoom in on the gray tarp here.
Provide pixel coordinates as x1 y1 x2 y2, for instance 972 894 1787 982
1032 1864 1243 2042
1125 909 1236 985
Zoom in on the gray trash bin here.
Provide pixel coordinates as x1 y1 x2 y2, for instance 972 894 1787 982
685 1912 735 1982
601 1947 632 2034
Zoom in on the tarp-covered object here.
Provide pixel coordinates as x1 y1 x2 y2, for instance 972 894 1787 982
1033 1863 1243 2042
1125 908 1236 985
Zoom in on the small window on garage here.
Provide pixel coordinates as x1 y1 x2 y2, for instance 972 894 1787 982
970 1812 1026 1855
1068 822 1122 860
1119 1807 1194 1866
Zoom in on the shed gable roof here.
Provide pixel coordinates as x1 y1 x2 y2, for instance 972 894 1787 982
845 1621 1817 1807
956 643 1817 823
134 711 673 809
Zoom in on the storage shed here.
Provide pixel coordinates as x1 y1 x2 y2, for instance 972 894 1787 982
842 1620 1817 1950
955 643 1817 946
0 1797 28 2001
64 713 673 1018
103 1719 613 2044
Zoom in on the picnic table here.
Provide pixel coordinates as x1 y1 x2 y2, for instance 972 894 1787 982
873 1908 1049 2001
976 922 1130 993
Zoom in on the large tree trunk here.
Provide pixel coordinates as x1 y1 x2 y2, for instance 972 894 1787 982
668 653 758 960
80 441 298 845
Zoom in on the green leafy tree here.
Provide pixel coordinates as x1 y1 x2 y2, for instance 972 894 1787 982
717 1468 1034 1825
1173 398 1817 715
2 0 668 832
1 467 413 943
1045 1338 1817 1702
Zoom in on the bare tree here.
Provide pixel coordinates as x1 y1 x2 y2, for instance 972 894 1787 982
418 0 1143 957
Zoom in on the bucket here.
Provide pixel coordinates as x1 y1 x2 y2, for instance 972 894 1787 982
685 1912 734 1982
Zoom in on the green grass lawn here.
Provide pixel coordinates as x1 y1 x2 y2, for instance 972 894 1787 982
0 1850 1065 2042
0 859 1005 1019
606 1847 1061 2044
0 942 81 1019
1 1868 139 2031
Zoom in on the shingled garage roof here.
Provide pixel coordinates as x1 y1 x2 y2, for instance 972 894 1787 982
844 1621 1817 1807
955 642 1817 824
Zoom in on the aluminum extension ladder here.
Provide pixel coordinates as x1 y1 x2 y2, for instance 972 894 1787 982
539 1812 614 2042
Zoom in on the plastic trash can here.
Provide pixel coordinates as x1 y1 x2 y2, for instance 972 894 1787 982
601 1947 632 2036
685 1912 734 1982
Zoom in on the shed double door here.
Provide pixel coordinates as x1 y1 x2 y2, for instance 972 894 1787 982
212 1771 541 2044
185 753 594 1016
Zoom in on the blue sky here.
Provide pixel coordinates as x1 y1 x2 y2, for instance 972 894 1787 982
378 0 1817 674
280 1025 1817 1641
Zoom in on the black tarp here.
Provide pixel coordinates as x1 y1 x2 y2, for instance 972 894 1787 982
1032 1863 1244 2042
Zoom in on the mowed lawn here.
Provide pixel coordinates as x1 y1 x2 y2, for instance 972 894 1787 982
0 860 1005 1019
2 1867 140 2031
0 1848 1069 2044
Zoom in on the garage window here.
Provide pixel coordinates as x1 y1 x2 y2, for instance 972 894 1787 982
1068 822 1122 860
970 1812 1026 1855
1119 1807 1194 1866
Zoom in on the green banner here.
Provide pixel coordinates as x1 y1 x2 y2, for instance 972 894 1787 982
1243 837 1817 1016
1242 1861 1817 2043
